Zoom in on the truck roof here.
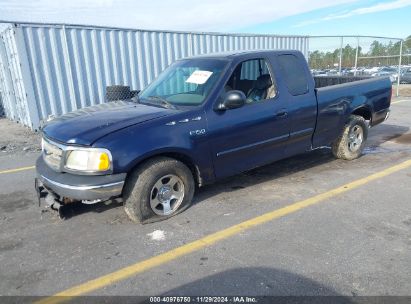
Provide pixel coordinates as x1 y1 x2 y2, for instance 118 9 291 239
183 49 302 60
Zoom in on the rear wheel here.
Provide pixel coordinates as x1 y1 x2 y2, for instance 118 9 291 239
123 157 195 224
332 115 368 160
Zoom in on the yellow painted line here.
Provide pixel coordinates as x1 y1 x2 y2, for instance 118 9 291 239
35 159 411 304
0 165 35 175
391 99 410 104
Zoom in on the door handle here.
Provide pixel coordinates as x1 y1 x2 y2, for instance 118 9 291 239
276 110 288 118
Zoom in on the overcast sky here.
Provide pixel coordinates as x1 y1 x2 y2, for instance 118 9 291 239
0 0 410 39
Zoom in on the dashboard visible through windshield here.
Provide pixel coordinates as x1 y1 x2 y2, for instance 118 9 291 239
139 58 228 106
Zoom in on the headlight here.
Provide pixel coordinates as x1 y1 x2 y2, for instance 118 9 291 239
65 149 112 173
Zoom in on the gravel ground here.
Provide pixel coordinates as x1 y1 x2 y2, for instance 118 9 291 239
0 118 41 154
394 84 411 96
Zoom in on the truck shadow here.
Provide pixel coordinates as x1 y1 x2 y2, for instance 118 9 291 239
50 268 353 303
193 148 335 206
154 267 353 302
52 199 122 220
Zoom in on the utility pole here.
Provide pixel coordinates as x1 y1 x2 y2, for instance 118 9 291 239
339 37 343 75
396 40 403 97
354 36 359 76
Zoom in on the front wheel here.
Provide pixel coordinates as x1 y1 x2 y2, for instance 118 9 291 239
123 157 195 224
332 115 368 160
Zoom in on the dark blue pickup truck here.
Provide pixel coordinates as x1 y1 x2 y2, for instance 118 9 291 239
36 50 391 223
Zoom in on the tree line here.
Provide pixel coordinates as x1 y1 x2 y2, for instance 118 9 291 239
309 35 411 69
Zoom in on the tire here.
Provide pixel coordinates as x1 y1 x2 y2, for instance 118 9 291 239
123 157 195 224
332 115 368 160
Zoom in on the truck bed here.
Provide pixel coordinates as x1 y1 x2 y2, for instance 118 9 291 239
312 76 392 148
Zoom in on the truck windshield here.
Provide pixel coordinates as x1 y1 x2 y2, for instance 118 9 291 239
139 58 228 106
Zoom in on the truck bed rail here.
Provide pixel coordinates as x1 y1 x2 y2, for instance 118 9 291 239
314 76 371 88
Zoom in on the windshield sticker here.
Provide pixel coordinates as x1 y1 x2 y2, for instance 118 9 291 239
185 70 213 85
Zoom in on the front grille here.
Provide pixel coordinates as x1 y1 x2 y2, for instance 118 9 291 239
42 138 63 171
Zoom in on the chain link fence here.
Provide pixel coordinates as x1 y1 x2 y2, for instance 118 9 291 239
105 86 139 102
308 36 411 97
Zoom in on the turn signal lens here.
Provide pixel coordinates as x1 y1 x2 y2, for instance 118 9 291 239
98 152 110 171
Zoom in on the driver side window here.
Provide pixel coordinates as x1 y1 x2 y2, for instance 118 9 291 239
224 58 276 104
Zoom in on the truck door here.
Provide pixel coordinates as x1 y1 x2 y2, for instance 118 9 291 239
206 57 289 179
275 54 317 156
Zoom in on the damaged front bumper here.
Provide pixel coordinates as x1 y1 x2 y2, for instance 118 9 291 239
35 156 126 202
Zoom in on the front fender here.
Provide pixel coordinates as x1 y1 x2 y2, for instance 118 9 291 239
92 111 215 184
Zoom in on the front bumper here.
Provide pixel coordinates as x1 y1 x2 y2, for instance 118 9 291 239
36 157 126 201
384 109 391 121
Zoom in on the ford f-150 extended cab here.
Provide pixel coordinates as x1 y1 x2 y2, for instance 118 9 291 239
35 50 391 223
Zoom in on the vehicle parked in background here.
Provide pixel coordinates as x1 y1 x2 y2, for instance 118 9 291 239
311 69 328 76
327 69 339 75
35 50 392 223
363 67 380 74
400 71 411 84
370 67 398 83
348 67 359 75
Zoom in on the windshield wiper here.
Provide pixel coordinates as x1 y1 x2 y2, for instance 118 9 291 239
146 96 176 109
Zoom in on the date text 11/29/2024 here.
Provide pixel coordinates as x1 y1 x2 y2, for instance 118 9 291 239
149 296 257 303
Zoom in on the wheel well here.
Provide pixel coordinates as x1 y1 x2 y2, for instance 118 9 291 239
131 153 202 187
352 107 372 121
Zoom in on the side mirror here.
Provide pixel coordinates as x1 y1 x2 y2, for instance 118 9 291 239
216 90 246 111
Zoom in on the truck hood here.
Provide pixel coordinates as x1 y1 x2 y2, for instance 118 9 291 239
43 100 174 145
